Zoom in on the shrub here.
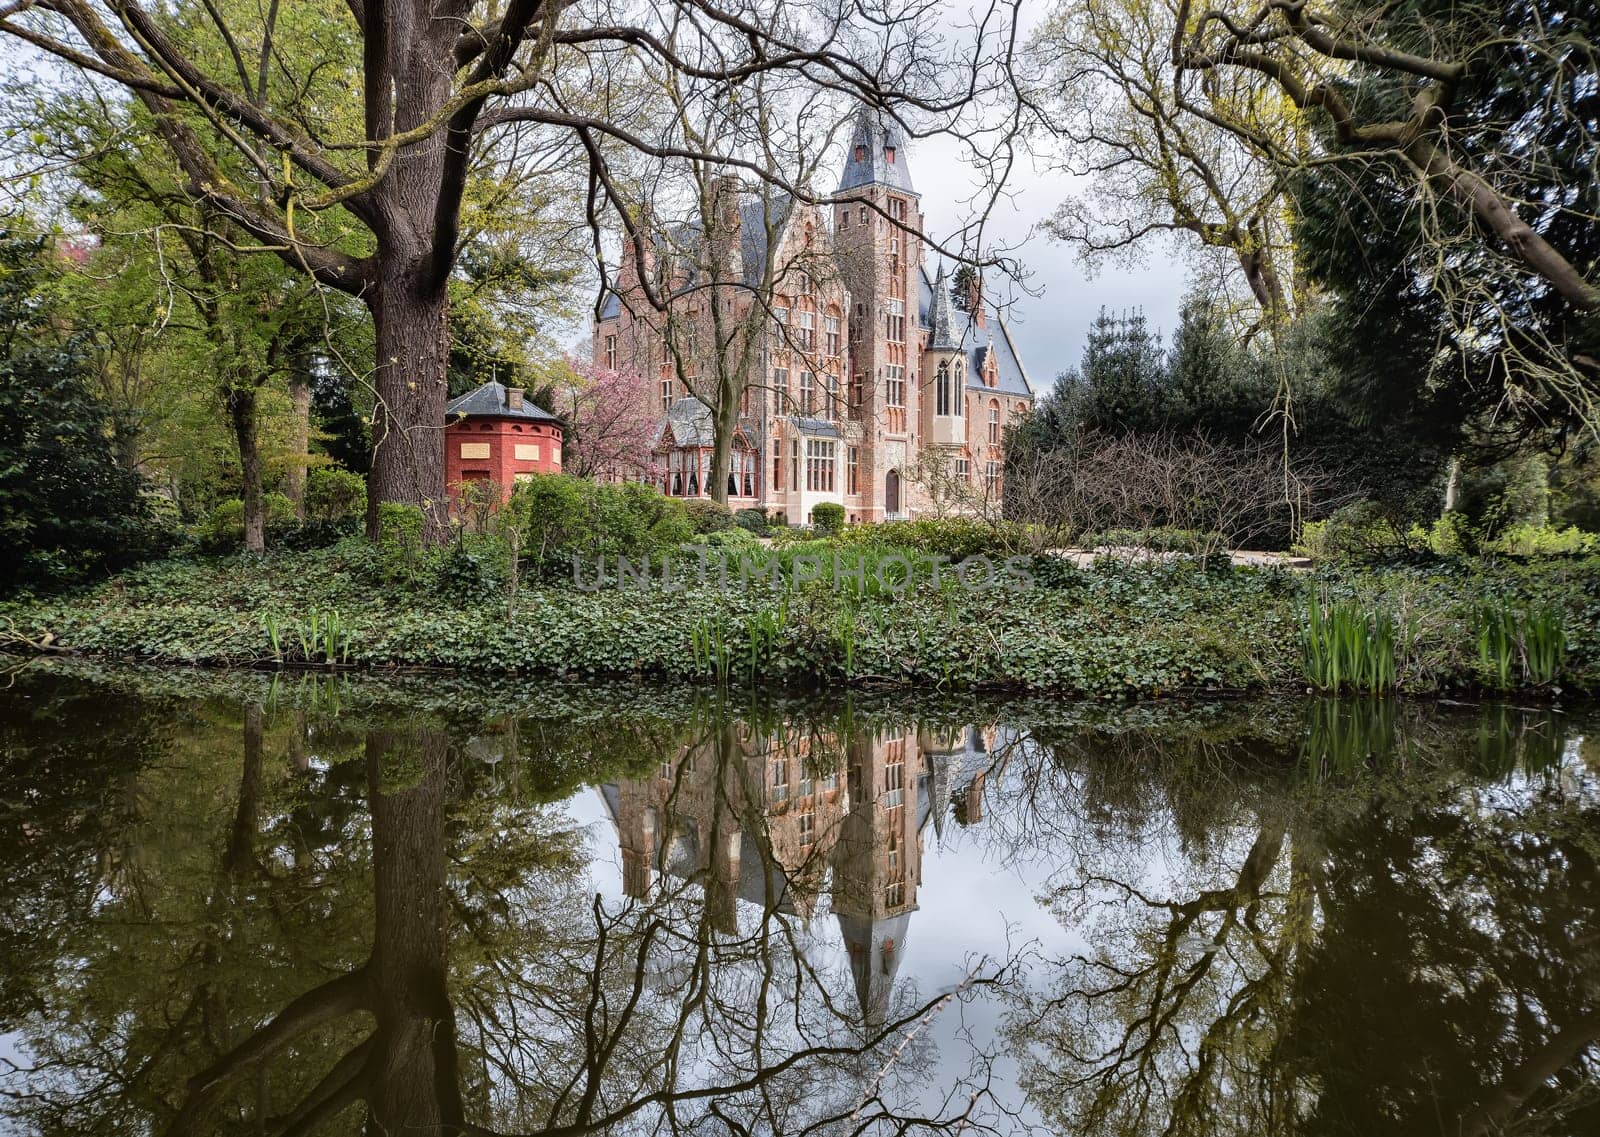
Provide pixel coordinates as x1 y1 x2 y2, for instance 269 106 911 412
375 502 426 582
810 502 845 535
837 516 1029 559
506 474 692 573
197 493 299 553
1295 502 1418 562
701 527 760 550
683 498 735 534
431 537 506 603
1492 524 1597 557
304 467 367 523
1425 512 1480 556
734 508 771 536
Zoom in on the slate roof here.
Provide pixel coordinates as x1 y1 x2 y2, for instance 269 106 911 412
445 380 562 423
789 416 842 439
837 109 916 195
926 263 959 351
737 193 795 287
917 266 1034 399
657 396 716 447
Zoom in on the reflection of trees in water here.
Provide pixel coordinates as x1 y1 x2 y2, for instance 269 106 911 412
0 671 1011 1136
995 699 1600 1137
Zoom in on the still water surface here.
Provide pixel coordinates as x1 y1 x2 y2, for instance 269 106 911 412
0 663 1596 1136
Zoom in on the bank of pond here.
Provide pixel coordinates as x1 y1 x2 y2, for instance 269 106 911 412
3 532 1597 697
0 661 1595 1136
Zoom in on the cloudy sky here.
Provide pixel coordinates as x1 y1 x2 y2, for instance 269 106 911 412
909 130 1189 397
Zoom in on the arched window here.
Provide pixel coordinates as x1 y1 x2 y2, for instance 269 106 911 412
988 401 1000 444
935 360 952 416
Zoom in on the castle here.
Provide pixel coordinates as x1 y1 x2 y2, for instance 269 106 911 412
598 719 1000 1025
594 111 1034 523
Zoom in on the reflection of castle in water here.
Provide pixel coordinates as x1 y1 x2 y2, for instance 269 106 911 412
598 722 1004 1021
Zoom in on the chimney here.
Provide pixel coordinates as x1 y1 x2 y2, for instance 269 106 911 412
966 270 986 329
506 387 524 410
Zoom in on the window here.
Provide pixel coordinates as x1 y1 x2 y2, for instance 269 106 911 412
840 210 849 229
858 205 867 226
659 375 673 412
988 402 1000 443
604 334 617 370
773 439 783 490
771 755 789 800
772 305 789 339
791 437 800 488
853 144 866 161
824 315 841 357
794 309 815 350
806 439 836 492
885 298 905 343
888 197 907 223
885 146 896 165
798 808 815 848
885 364 905 408
824 373 839 412
850 373 864 407
847 446 860 495
935 360 952 416
986 460 1001 494
955 457 970 481
772 367 788 413
799 370 814 413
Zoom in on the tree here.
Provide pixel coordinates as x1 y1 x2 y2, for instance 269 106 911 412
1030 0 1306 334
1 0 1022 540
540 357 658 481
0 232 157 591
1171 0 1600 419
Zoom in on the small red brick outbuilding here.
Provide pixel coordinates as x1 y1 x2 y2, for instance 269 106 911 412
444 380 563 509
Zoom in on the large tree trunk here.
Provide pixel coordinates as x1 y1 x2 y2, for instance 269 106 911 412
227 384 265 553
285 369 312 519
366 274 451 544
365 727 467 1133
708 374 740 506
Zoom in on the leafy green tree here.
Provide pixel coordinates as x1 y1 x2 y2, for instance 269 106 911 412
0 233 159 591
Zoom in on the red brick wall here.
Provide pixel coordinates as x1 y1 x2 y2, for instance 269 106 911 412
445 417 562 508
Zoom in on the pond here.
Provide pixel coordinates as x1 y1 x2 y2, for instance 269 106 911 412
0 662 1596 1136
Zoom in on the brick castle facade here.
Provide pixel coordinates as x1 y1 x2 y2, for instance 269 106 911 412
594 112 1034 523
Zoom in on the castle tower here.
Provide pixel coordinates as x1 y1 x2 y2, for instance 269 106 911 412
831 729 924 1027
919 264 968 454
834 110 924 521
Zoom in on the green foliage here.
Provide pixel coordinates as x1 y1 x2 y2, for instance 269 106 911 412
733 508 771 536
260 608 353 666
1492 524 1597 557
1302 602 1398 693
375 502 426 581
0 232 164 593
304 467 367 522
810 502 845 534
505 474 692 574
1296 502 1419 562
6 541 1597 696
682 498 734 534
1476 604 1566 689
197 494 299 553
835 516 1029 559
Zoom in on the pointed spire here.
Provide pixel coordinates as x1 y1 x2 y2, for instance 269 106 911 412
837 107 917 195
928 263 959 351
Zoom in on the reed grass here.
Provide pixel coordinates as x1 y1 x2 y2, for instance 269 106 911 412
1302 601 1397 693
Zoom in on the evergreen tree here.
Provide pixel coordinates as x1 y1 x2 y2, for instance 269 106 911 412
0 233 159 592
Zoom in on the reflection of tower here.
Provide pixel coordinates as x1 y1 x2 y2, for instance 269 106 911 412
832 729 925 1025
